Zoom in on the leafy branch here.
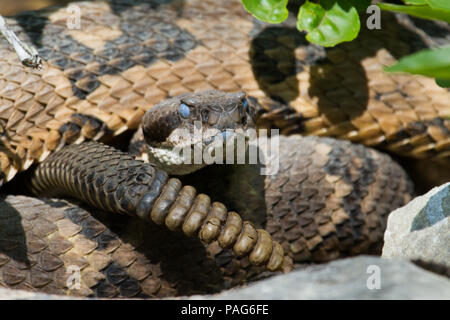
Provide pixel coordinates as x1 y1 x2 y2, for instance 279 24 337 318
241 0 450 87
377 1 450 87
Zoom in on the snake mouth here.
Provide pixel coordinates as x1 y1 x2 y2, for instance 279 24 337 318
146 128 252 175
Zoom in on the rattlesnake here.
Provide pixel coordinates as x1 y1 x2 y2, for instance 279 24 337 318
0 0 448 298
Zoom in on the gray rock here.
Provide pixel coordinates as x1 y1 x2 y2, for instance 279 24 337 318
382 183 450 267
0 287 76 300
187 256 450 300
1 256 449 299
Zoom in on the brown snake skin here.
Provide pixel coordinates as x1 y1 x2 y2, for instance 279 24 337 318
1 135 412 298
0 0 449 183
0 194 270 297
0 0 446 298
28 141 286 271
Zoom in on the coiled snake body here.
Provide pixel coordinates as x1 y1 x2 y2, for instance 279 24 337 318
0 0 448 298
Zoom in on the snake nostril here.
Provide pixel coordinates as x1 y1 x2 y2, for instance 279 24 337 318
201 109 209 123
242 115 247 126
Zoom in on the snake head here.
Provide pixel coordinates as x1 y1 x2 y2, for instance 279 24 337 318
142 90 257 175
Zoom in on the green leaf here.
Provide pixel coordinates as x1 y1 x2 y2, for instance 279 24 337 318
436 78 450 88
297 1 325 31
297 0 361 47
403 0 427 5
385 46 450 79
241 0 289 23
427 0 450 11
377 3 450 23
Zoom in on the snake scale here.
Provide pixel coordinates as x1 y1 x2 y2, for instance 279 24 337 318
0 0 448 298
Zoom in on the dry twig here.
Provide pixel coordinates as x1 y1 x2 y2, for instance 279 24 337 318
0 13 43 69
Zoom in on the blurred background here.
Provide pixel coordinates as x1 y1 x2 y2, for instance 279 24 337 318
0 0 73 15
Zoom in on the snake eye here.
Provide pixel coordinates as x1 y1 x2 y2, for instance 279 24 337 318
243 99 248 111
179 103 190 118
